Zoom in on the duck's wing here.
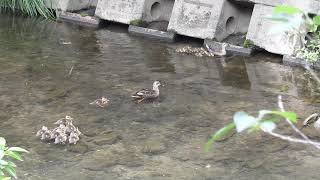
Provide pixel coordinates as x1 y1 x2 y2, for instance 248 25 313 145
132 89 156 98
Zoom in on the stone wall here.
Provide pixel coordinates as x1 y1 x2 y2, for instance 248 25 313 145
45 0 97 11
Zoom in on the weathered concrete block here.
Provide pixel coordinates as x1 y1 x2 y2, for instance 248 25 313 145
168 0 252 41
283 55 320 70
45 0 96 11
247 4 306 55
142 0 175 23
204 40 254 56
57 11 100 28
128 25 176 42
95 0 145 24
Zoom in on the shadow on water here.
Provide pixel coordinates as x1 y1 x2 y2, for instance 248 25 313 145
2 13 320 180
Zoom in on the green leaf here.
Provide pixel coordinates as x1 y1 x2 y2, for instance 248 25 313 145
313 15 320 26
273 5 302 15
233 111 257 132
260 121 277 132
205 123 236 152
0 138 6 147
0 175 11 180
0 150 4 159
4 166 16 179
7 147 28 153
269 111 297 123
5 151 22 161
7 162 16 168
0 160 8 166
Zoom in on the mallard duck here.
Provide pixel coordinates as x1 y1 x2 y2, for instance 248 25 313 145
68 131 80 144
90 97 110 108
132 81 162 103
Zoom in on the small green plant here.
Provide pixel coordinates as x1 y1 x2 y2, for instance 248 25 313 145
297 33 320 63
79 12 89 17
129 19 148 27
243 39 254 48
205 110 296 151
0 137 28 179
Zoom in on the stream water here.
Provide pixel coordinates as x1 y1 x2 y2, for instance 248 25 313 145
1 14 320 180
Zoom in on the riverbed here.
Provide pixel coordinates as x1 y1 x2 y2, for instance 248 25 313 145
1 14 320 180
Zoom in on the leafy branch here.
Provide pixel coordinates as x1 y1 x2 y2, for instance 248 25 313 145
205 95 320 151
0 137 28 180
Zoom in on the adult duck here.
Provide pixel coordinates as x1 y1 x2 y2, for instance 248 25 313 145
132 81 162 103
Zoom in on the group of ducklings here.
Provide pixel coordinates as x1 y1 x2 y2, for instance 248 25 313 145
176 46 215 57
36 115 81 145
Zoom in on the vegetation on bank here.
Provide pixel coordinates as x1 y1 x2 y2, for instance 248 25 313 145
268 5 320 63
0 0 54 19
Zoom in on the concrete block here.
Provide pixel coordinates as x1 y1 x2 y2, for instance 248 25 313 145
247 4 306 55
204 40 254 56
95 0 145 24
283 55 320 70
142 0 175 22
45 0 96 11
57 11 100 27
168 0 253 41
128 25 176 42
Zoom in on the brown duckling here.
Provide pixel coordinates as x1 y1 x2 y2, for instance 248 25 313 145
90 97 110 108
36 126 49 137
40 129 53 141
54 115 73 125
68 131 80 144
54 132 68 144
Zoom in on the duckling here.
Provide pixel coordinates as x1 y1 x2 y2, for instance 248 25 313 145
54 115 73 125
50 124 66 139
132 81 162 103
90 97 110 108
36 126 49 137
65 122 77 134
54 132 68 144
68 131 80 144
40 129 53 141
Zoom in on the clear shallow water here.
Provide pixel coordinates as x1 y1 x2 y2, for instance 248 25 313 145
1 14 320 180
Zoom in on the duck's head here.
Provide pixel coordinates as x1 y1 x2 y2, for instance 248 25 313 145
153 81 161 88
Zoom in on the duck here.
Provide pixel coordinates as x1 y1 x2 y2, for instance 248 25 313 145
205 43 228 56
132 81 162 103
90 97 110 108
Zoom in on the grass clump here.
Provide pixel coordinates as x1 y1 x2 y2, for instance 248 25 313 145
129 19 148 27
